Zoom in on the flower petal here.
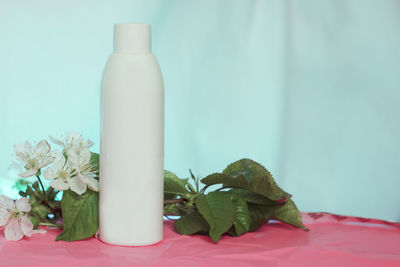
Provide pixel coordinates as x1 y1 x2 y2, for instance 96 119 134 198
85 139 94 148
38 156 56 169
19 168 38 178
5 218 24 241
14 143 27 161
52 151 66 170
66 151 79 169
66 132 82 148
0 208 11 226
79 149 91 166
34 140 51 156
0 194 15 210
68 176 87 195
24 141 33 156
15 197 31 212
20 215 33 236
44 167 57 180
85 176 99 192
66 132 82 141
50 179 69 191
49 136 65 147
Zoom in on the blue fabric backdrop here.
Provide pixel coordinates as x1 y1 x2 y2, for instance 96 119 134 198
0 0 399 221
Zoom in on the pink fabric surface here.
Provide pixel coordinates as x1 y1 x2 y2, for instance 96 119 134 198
1 213 400 267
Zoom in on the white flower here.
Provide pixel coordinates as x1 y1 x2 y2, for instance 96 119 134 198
0 195 33 241
66 148 99 195
14 140 55 178
50 132 93 154
44 150 74 192
48 132 98 195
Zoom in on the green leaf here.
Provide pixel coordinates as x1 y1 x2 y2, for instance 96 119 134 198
26 184 45 206
229 189 279 206
201 172 290 202
29 215 40 229
248 204 276 231
224 159 290 201
273 199 308 231
12 179 31 192
164 203 181 216
164 170 189 197
231 196 251 236
32 181 40 192
25 186 34 198
89 152 100 174
196 192 235 242
31 204 51 220
223 158 267 180
46 198 61 210
43 187 61 209
174 212 210 235
56 190 99 241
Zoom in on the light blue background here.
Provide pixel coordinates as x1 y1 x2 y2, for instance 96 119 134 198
0 0 399 221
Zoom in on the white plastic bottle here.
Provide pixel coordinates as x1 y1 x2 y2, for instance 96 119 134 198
99 23 164 246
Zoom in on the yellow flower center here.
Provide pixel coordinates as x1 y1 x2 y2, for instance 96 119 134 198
25 154 39 170
10 210 24 219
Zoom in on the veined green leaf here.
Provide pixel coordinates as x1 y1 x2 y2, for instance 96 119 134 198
224 159 290 201
56 190 99 241
231 196 251 236
273 199 308 231
248 204 276 231
32 181 40 192
223 158 268 181
12 179 31 192
31 204 51 220
201 172 290 202
25 182 45 206
196 192 235 242
229 189 280 206
164 170 189 197
164 203 189 216
174 212 210 235
89 152 100 174
29 215 40 229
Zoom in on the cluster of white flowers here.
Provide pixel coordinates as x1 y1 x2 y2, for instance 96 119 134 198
45 132 98 195
13 132 98 195
1 132 98 241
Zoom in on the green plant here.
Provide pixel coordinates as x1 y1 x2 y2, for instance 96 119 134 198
164 158 308 242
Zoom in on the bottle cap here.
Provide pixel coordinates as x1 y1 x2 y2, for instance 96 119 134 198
114 23 151 54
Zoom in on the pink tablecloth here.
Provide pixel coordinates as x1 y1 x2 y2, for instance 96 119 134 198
1 213 399 267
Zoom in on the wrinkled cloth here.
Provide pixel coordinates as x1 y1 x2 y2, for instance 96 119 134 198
0 213 399 267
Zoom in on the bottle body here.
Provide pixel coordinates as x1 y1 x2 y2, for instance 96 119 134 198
99 24 164 246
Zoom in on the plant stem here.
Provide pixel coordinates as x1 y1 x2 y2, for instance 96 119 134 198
215 186 227 192
187 183 196 193
39 222 63 228
200 185 209 194
36 175 46 193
